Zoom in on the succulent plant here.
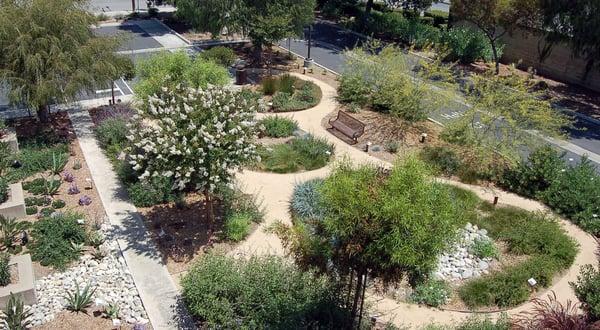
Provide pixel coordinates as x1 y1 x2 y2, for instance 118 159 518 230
63 171 75 183
68 183 80 195
78 195 92 206
289 178 327 222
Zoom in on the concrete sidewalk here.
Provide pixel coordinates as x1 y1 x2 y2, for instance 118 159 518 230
69 109 193 330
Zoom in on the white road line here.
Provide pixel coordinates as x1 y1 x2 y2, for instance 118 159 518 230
95 89 112 94
121 78 134 95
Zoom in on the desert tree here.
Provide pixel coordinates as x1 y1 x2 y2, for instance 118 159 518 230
0 0 132 122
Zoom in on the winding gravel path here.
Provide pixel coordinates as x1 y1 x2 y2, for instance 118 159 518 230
233 72 599 328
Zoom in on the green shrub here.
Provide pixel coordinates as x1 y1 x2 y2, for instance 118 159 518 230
181 254 344 328
259 116 298 138
218 186 265 225
571 264 600 320
272 81 321 112
385 141 400 154
420 145 461 176
200 46 236 67
39 207 55 217
29 212 88 269
95 117 129 149
539 158 600 234
224 213 252 242
338 74 371 106
25 206 37 215
278 74 296 94
256 135 334 173
410 279 449 307
261 76 279 96
425 10 449 27
127 176 175 207
51 199 66 209
455 314 510 330
22 178 61 196
24 197 36 207
460 255 559 308
0 252 10 286
0 178 8 203
442 27 499 64
5 142 69 182
36 196 51 206
290 178 326 222
470 238 499 259
499 146 565 198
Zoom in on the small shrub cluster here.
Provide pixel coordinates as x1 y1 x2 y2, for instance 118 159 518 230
441 26 500 64
95 117 129 150
199 46 236 67
4 140 69 182
0 252 10 286
22 178 61 196
258 116 298 138
469 238 499 259
0 178 8 203
360 10 441 49
51 199 66 209
571 264 600 320
261 75 322 112
223 213 252 242
29 212 88 269
219 185 264 242
290 178 327 222
181 254 344 328
127 176 176 207
256 135 334 173
500 146 600 235
410 279 450 307
460 207 578 308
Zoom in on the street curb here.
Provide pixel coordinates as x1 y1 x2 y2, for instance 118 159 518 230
152 18 193 46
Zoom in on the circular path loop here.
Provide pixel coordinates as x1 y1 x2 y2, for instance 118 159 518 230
233 72 598 328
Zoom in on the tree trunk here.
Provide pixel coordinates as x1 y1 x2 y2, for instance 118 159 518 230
491 40 500 75
253 42 263 66
37 104 50 123
357 273 368 328
350 270 364 329
204 189 214 223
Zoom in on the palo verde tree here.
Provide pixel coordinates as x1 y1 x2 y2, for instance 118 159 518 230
442 69 571 166
450 0 540 74
277 157 466 328
0 0 132 122
539 0 600 81
126 85 260 222
174 0 315 63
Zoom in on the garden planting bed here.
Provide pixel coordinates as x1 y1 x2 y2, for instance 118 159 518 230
89 105 264 275
1 112 149 328
288 166 578 313
244 72 323 113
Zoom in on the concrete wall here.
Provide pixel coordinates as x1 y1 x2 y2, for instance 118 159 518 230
499 27 600 92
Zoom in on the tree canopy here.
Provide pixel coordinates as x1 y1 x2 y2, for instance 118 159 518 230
0 0 132 122
450 0 539 73
539 0 600 80
174 0 316 61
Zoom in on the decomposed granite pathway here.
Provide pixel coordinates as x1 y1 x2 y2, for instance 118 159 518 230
69 109 193 330
233 72 599 328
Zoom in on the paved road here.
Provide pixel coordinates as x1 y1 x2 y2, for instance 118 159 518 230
279 21 600 171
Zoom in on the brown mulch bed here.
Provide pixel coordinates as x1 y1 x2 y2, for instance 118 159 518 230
11 112 108 279
33 307 142 330
322 107 444 163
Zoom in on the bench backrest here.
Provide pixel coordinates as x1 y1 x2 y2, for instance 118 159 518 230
336 111 365 131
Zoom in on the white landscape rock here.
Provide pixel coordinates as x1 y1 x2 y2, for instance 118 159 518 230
26 225 148 327
433 223 494 282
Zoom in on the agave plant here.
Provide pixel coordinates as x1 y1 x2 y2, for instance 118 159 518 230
51 153 68 175
0 215 30 250
43 176 61 197
2 293 32 330
87 232 105 249
91 248 107 261
66 281 96 313
105 303 120 320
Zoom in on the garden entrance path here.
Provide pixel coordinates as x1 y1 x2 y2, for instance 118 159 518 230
234 72 599 328
69 109 193 330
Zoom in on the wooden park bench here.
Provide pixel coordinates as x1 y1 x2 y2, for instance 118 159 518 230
328 110 365 144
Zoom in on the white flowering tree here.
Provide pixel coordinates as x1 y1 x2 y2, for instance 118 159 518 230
127 85 259 222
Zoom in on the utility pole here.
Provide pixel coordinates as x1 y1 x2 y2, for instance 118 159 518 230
303 24 314 68
132 0 135 12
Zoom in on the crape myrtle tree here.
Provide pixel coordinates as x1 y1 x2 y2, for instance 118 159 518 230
174 0 316 63
0 0 133 122
450 0 540 74
276 157 466 328
126 85 260 222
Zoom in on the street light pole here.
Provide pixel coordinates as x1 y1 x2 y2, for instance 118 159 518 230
132 0 135 12
303 24 314 68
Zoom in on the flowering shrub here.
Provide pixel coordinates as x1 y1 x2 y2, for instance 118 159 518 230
127 85 259 200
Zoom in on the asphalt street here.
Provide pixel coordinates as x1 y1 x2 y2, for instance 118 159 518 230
279 21 600 171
